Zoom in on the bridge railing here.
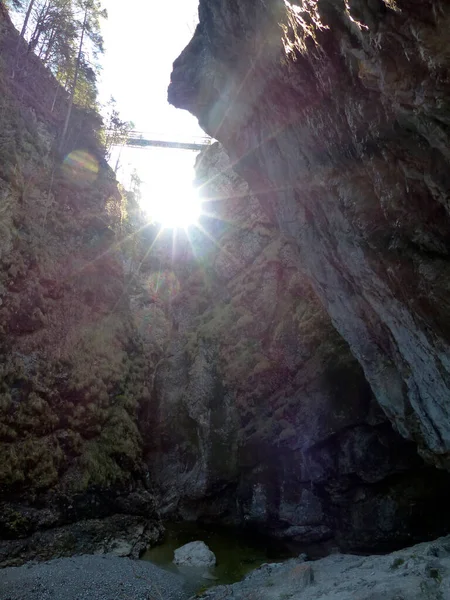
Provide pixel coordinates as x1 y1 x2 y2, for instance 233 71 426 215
109 130 213 151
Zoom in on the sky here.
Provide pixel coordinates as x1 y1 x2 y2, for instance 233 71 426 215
97 0 206 225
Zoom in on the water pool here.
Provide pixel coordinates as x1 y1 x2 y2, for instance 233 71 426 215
141 522 293 592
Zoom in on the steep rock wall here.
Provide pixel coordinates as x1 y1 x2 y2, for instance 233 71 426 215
147 143 450 552
2 0 450 565
0 8 162 565
168 0 450 468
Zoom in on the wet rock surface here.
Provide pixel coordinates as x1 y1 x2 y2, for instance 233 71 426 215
0 513 163 568
0 482 163 566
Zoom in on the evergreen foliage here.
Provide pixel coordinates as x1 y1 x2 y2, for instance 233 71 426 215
103 96 134 160
8 0 110 150
3 0 135 159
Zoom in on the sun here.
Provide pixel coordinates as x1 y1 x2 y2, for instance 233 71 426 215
140 178 202 229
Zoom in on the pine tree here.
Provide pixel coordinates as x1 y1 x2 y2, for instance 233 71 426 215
9 0 107 149
58 0 106 151
104 97 134 160
2 0 23 9
18 0 36 38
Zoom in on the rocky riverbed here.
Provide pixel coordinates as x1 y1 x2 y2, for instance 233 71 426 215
2 535 450 600
200 536 450 600
0 555 187 600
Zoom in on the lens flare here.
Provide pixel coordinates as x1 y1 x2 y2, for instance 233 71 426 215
62 150 99 184
144 271 180 302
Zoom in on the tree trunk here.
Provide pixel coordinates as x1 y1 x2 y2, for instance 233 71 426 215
19 0 36 38
12 0 37 76
30 0 51 52
58 3 88 153
50 81 59 112
42 27 56 62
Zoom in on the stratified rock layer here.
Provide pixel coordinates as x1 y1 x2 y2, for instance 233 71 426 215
168 0 450 468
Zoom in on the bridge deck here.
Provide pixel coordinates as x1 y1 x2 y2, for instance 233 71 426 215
125 138 209 151
109 130 212 151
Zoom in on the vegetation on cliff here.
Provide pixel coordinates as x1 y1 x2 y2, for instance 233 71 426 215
0 3 160 554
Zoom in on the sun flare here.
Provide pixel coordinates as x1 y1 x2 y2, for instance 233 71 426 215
141 178 202 229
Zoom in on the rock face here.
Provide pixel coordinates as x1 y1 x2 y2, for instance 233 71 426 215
2 0 450 567
146 143 450 552
199 535 450 600
168 0 450 469
173 541 216 567
0 7 162 564
0 514 163 568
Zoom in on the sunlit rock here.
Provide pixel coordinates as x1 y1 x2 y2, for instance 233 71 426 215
146 144 450 552
168 0 450 470
173 540 216 567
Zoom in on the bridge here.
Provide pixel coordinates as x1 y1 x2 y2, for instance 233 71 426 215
112 131 213 151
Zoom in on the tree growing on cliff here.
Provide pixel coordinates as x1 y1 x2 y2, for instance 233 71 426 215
9 0 74 79
103 96 134 160
58 0 106 151
17 0 36 39
11 0 36 75
28 0 77 64
10 0 104 116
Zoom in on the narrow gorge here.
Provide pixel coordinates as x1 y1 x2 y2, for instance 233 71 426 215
1 0 450 598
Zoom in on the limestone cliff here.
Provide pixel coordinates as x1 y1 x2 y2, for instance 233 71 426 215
168 0 450 469
146 143 450 552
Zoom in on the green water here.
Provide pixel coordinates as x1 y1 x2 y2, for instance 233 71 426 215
142 522 293 592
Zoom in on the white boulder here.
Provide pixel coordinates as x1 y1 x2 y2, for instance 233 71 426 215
173 540 216 567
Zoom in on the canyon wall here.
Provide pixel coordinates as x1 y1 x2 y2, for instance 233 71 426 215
0 7 162 565
2 0 450 566
168 0 450 469
146 143 450 553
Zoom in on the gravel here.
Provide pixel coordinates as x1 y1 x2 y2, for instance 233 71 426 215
0 554 188 600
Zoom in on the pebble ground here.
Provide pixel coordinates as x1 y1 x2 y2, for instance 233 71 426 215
0 554 188 600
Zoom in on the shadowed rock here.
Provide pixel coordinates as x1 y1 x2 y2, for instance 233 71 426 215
168 0 450 470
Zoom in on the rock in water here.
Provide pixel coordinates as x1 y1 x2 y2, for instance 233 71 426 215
173 541 216 567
